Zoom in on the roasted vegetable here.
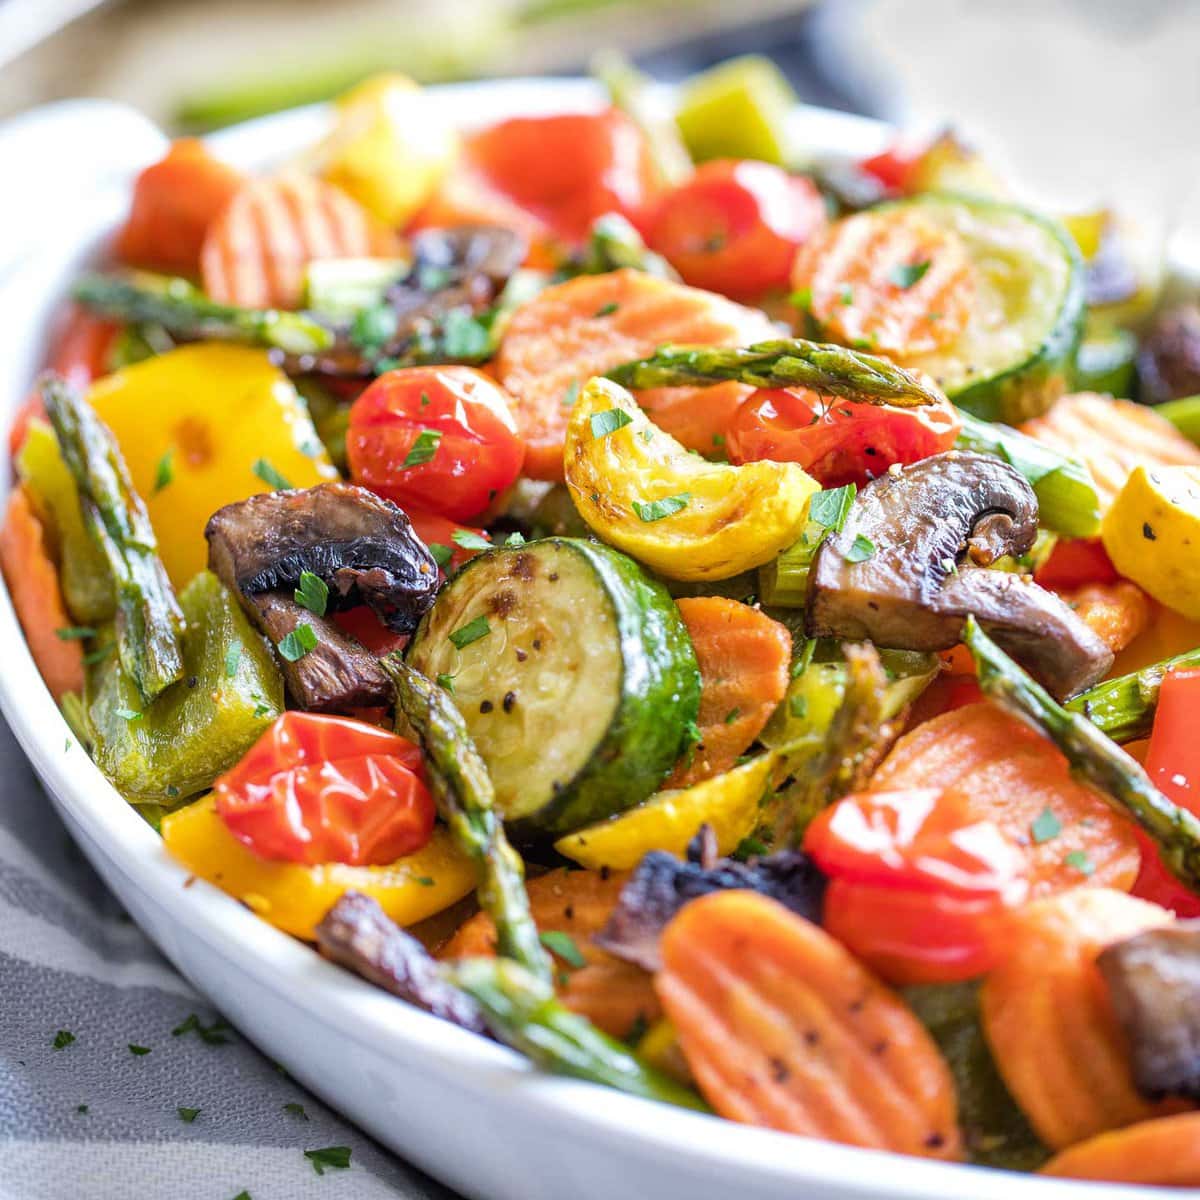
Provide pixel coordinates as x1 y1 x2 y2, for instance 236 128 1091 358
964 616 1200 893
44 376 185 705
87 570 283 802
1067 647 1200 744
570 212 677 280
406 538 700 838
1073 330 1138 398
385 658 550 983
1042 1113 1200 1186
1097 920 1200 1101
807 453 1112 697
315 891 486 1034
565 378 818 581
1137 304 1200 405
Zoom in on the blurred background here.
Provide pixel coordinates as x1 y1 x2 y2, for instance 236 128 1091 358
0 0 1197 225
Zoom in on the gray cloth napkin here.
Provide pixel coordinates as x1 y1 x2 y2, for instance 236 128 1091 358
0 716 459 1200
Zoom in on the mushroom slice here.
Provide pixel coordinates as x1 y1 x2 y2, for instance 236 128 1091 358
806 451 1113 697
206 482 438 634
407 224 528 287
316 892 487 1035
1097 920 1200 1101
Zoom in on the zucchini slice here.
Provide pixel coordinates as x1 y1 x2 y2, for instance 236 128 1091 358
406 538 700 839
887 194 1085 424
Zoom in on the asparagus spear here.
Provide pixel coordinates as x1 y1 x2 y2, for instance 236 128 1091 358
606 339 944 407
964 617 1200 893
1066 647 1200 744
953 409 1100 539
384 657 551 984
443 957 709 1112
43 377 184 705
73 272 335 357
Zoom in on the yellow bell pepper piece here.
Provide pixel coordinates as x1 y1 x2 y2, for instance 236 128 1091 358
162 796 476 940
554 753 774 870
88 345 337 588
565 378 817 581
1102 464 1200 620
311 73 459 227
636 1018 693 1085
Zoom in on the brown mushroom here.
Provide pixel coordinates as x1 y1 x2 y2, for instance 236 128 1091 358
1138 304 1200 405
806 451 1113 698
1097 920 1200 1101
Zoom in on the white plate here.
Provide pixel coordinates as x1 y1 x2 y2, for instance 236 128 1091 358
0 79 1170 1200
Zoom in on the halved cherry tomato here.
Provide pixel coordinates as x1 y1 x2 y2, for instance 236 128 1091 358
347 366 525 522
404 508 489 573
1132 666 1200 916
213 712 434 867
1034 538 1119 591
726 385 961 486
643 159 826 299
462 109 659 246
858 144 918 194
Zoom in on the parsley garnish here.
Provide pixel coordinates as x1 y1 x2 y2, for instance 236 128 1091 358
304 1146 352 1176
153 450 174 494
83 643 115 665
808 484 856 531
232 1193 252 1200
789 286 813 311
590 408 633 439
451 529 491 551
540 930 587 969
838 284 854 306
888 260 931 289
1031 807 1062 845
283 1101 309 1120
294 570 329 617
593 302 619 318
177 1106 200 1123
76 1104 88 1114
52 1030 75 1050
56 625 96 641
402 429 442 470
115 707 143 722
436 673 456 693
439 309 491 358
277 624 318 662
350 303 398 351
172 1013 232 1044
223 640 242 679
252 458 293 491
632 493 690 522
448 615 490 649
789 693 809 719
844 534 876 563
503 531 525 547
724 707 741 724
1065 850 1096 876
128 1044 151 1056
561 380 580 409
252 701 271 718
428 542 454 568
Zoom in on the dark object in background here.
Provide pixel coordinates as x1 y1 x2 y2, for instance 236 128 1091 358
1138 304 1200 404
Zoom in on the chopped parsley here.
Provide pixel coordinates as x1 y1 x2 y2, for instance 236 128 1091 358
232 1193 252 1200
252 458 293 491
428 542 454 568
115 707 143 722
589 408 633 439
1065 850 1096 877
402 429 442 470
888 259 931 289
83 643 115 665
177 1106 200 1123
451 529 492 551
838 284 855 306
294 570 329 617
172 1012 233 1046
733 835 770 861
844 534 876 564
439 308 492 358
52 1030 75 1050
539 930 587 969
350 303 398 351
223 640 242 679
76 1104 88 1114
153 450 174 494
503 531 526 548
724 707 742 724
789 286 813 311
593 302 619 318
128 1044 151 1056
277 624 318 662
789 693 809 720
631 493 690 522
561 380 580 409
283 1101 309 1120
252 701 272 719
448 615 491 649
808 484 856 531
55 626 96 641
1030 807 1062 845
304 1146 352 1176
435 673 456 693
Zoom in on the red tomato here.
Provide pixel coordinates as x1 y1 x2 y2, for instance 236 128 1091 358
644 159 827 298
330 607 407 658
214 712 434 867
726 386 961 487
1132 666 1200 916
404 508 490 573
1034 538 1119 591
858 145 918 194
347 366 525 522
464 109 660 246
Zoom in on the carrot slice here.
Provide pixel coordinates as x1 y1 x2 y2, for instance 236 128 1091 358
440 867 659 1040
637 381 755 456
790 208 974 357
981 888 1186 1149
201 172 398 310
664 597 791 789
116 139 243 276
493 269 777 479
1060 580 1151 654
1021 392 1200 513
656 890 962 1157
0 486 84 701
872 701 1141 897
1042 1112 1200 1184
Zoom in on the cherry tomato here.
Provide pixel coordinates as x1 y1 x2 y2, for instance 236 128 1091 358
464 109 660 246
1034 538 1119 591
347 366 525 522
214 712 434 867
858 144 918 194
1132 666 1200 916
726 385 961 487
643 159 827 299
404 508 490 573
